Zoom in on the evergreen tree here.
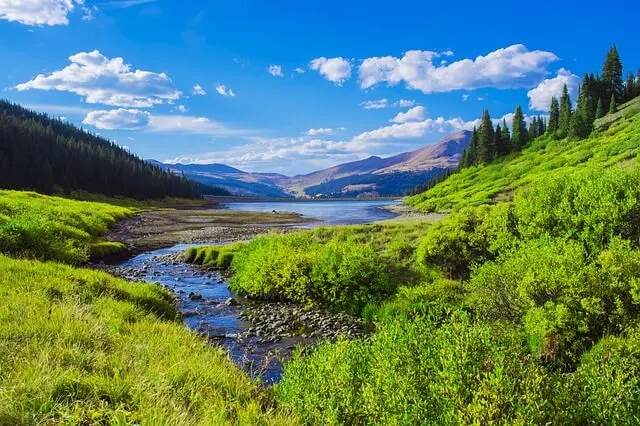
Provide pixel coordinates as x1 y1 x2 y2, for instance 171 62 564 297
602 45 624 104
501 119 511 154
595 98 604 119
528 118 538 140
548 97 560 134
494 124 503 157
625 71 636 102
570 88 591 139
609 92 617 114
511 105 528 150
558 84 572 138
477 110 495 163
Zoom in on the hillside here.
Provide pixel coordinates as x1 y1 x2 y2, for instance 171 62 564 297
407 97 640 212
0 100 229 199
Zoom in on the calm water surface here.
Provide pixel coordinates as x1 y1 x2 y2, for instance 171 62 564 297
224 199 400 225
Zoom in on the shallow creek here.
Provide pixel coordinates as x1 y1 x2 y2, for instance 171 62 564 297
114 244 365 384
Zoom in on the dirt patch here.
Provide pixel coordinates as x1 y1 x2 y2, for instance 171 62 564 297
106 208 310 258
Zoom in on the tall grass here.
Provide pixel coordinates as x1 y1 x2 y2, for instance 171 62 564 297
0 190 133 263
0 254 296 425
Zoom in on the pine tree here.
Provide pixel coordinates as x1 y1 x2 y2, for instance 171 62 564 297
609 92 617 114
625 71 636 102
558 84 572 138
528 118 538 140
537 115 545 136
465 128 479 167
494 124 503 157
595 98 604 119
501 119 511 154
548 97 560 134
477 110 495 163
570 87 593 139
511 105 528 150
602 45 624 104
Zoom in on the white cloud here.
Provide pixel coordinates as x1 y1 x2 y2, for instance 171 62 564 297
360 98 388 109
358 44 559 93
81 5 97 21
309 57 352 85
0 0 82 26
527 68 580 111
83 108 151 130
307 128 336 136
215 84 235 97
192 84 206 96
83 108 245 136
391 106 427 123
396 99 415 108
268 64 284 77
176 104 187 113
360 98 416 110
16 50 181 107
462 94 469 102
294 67 305 74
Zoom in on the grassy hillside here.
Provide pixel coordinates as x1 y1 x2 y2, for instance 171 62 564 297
0 190 133 263
0 255 295 425
407 97 640 212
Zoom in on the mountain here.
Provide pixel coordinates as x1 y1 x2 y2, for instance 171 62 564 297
285 130 472 197
0 100 225 199
152 130 471 198
150 161 292 198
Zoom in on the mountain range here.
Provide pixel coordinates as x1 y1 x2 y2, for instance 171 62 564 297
153 130 471 198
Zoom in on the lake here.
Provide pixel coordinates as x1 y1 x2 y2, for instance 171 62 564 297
223 199 400 226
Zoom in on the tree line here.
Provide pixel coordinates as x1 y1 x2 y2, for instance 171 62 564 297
460 45 638 169
0 100 229 199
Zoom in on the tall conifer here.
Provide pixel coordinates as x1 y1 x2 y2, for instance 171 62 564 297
511 105 527 150
548 97 560 134
558 84 572 138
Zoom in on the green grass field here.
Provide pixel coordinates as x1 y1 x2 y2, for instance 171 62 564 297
407 97 640 212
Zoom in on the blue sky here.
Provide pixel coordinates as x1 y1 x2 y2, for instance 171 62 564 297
1 0 637 175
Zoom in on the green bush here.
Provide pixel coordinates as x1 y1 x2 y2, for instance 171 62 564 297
229 233 391 314
184 244 242 269
278 311 555 425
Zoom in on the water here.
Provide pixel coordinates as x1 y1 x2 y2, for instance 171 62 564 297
115 200 390 383
224 199 399 226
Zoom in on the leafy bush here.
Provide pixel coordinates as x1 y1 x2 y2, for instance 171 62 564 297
185 244 243 269
278 311 555 425
229 233 392 314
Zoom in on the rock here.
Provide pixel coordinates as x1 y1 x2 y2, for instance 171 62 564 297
225 297 240 306
188 292 203 301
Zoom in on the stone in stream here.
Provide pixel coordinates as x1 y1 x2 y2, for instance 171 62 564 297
225 297 241 306
188 292 203 301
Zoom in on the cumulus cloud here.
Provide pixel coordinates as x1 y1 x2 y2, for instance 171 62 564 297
309 57 352 85
83 108 150 130
462 94 469 101
391 106 427 123
83 108 244 136
0 0 83 26
527 68 580 111
192 84 206 96
358 44 559 94
215 84 235 97
16 50 181 107
268 64 284 77
294 67 305 74
397 99 416 108
176 104 187 113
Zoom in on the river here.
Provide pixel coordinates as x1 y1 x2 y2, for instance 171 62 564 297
115 200 397 383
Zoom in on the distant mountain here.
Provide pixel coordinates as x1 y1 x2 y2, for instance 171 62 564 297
149 161 292 198
151 130 471 198
285 130 472 197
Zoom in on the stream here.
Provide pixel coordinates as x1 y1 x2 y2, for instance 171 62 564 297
113 200 397 383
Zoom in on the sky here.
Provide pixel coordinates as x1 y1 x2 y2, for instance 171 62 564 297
0 0 637 175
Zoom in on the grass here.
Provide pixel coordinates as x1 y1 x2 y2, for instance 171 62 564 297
185 243 244 269
0 254 297 425
407 100 640 212
0 190 133 263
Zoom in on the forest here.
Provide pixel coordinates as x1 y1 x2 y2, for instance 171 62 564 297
0 100 229 199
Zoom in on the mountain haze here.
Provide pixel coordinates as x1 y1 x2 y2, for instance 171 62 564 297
155 130 471 198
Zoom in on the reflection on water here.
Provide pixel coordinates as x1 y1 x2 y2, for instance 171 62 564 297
224 199 399 226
